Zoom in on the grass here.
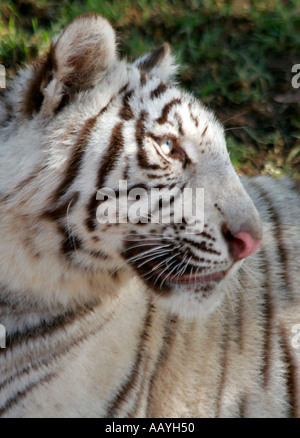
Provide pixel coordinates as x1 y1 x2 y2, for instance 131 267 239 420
0 0 299 177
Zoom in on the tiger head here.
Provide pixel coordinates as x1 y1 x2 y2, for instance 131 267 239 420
0 14 262 318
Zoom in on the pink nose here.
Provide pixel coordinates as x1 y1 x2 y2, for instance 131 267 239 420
222 224 262 262
227 230 262 261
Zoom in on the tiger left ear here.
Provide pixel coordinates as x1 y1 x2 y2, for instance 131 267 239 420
134 43 178 81
23 14 117 117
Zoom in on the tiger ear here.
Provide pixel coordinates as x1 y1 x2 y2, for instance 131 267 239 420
134 43 178 81
23 14 117 117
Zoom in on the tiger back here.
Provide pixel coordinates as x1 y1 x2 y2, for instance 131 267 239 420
0 14 299 418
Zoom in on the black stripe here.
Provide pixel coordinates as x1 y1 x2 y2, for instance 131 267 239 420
238 394 247 418
140 71 147 86
146 173 168 179
202 125 208 137
86 122 125 231
59 225 82 256
150 82 168 100
174 112 185 136
233 267 245 352
0 372 55 417
52 117 97 203
279 325 298 417
182 237 221 256
106 301 153 417
215 319 230 417
146 315 178 417
15 164 47 191
188 101 199 128
128 304 158 417
250 181 293 302
42 192 80 222
136 112 163 171
156 98 181 125
137 44 169 73
199 232 216 242
123 156 130 181
0 303 114 401
119 89 134 121
49 86 126 209
259 247 273 388
86 249 109 260
0 304 94 358
41 192 81 258
106 346 143 417
126 182 150 192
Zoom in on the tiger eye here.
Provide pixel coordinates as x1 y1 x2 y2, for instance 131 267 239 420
161 138 174 155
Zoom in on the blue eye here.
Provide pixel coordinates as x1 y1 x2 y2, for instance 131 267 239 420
161 138 174 155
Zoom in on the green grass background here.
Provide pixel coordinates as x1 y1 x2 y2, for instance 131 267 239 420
1 0 299 177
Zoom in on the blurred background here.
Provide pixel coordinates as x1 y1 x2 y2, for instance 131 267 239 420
0 0 299 177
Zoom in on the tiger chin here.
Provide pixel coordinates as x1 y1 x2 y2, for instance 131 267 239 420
0 13 299 418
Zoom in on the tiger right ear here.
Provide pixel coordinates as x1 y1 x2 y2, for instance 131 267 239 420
23 14 117 117
134 43 178 81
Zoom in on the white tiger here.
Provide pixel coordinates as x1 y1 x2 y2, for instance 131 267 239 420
0 14 299 418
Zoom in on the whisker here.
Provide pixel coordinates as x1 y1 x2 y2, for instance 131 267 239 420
137 249 172 268
121 243 171 253
124 246 169 264
160 259 184 288
142 253 176 276
154 252 182 286
123 236 175 242
179 255 193 278
224 126 248 132
222 112 247 124
172 251 189 283
142 252 179 281
112 245 171 274
153 250 181 271
125 233 174 238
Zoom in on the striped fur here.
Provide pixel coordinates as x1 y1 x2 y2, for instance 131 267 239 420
0 14 299 417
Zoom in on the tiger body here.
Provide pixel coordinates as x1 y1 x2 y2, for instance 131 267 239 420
0 14 299 418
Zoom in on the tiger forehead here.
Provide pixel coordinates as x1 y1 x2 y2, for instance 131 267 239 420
122 71 219 136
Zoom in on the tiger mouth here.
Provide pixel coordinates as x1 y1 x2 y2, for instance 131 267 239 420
123 238 229 292
163 270 226 286
136 259 227 292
